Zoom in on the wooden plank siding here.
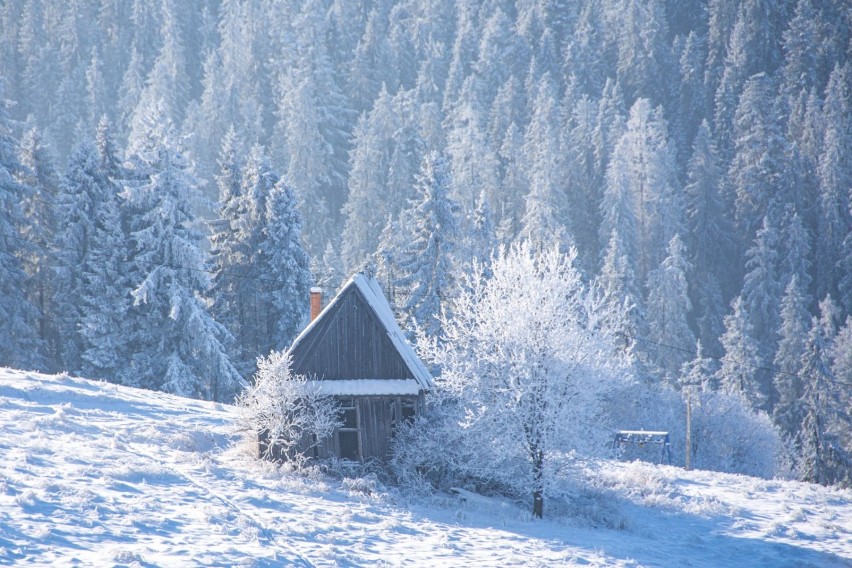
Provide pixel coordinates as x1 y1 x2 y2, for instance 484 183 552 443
303 396 421 462
289 287 416 381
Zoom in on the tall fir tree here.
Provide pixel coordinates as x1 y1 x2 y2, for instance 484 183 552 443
604 98 681 286
716 296 768 411
78 119 130 381
820 63 852 310
122 102 244 401
773 275 812 436
258 177 312 353
17 123 61 369
520 72 571 250
645 234 695 384
741 214 783 378
394 151 458 338
799 316 852 487
53 139 103 373
0 81 42 370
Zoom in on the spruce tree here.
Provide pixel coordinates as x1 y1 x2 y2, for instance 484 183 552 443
78 119 130 382
773 275 812 436
799 318 852 487
122 103 243 401
645 234 695 384
259 178 312 352
0 82 42 369
394 151 458 338
716 296 768 411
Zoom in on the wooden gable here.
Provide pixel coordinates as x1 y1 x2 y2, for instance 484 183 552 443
286 275 431 386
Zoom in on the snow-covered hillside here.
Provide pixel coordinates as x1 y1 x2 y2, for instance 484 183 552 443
1 368 850 567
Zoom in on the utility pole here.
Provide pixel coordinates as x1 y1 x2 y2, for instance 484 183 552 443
685 393 692 471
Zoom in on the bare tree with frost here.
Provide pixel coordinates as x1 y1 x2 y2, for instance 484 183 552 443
236 351 340 464
414 241 630 518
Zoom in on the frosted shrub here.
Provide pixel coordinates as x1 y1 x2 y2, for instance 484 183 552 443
235 351 340 464
689 389 787 479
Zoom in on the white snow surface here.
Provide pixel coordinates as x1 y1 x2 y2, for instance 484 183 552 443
2 368 851 567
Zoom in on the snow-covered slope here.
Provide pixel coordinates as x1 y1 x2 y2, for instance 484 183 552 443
1 368 850 567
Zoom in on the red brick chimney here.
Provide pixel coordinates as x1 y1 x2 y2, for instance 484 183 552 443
310 287 323 322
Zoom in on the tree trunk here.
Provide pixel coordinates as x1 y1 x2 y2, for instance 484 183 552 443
532 446 544 518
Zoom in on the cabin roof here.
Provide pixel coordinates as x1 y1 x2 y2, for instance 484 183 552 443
286 273 434 393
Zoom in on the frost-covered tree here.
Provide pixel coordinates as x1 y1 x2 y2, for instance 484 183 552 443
122 103 244 402
17 123 61 368
0 83 42 370
773 275 811 436
779 208 812 294
413 241 630 518
445 77 500 216
727 73 789 240
596 228 643 351
232 144 278 364
604 98 681 285
274 3 351 256
53 139 103 373
341 88 397 272
78 119 130 381
685 121 735 295
820 64 852 308
645 234 695 384
394 151 458 338
236 350 340 463
466 189 496 271
799 318 852 487
520 73 571 250
127 0 190 155
259 178 312 352
741 215 783 372
681 340 719 393
716 296 768 411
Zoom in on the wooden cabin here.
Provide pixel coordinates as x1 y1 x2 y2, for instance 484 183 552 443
283 273 434 462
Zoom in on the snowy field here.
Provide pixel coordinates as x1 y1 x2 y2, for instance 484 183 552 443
1 368 850 567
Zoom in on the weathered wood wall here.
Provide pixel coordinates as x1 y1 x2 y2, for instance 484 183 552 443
290 288 416 381
264 395 424 462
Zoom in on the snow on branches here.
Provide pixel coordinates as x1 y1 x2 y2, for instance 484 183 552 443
410 240 631 517
236 351 340 463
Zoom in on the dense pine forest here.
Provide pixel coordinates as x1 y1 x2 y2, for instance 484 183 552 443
0 0 850 484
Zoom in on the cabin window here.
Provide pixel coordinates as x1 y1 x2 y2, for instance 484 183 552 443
391 397 418 437
400 399 416 423
337 398 360 460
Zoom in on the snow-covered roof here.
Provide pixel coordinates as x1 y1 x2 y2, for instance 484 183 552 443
287 273 434 391
308 378 422 397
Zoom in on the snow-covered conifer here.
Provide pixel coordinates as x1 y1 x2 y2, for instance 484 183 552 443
799 318 852 487
122 103 244 402
259 178 312 352
78 119 130 381
0 84 42 369
773 275 812 436
741 215 783 382
645 234 695 384
716 296 768 411
394 151 458 338
17 124 60 369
